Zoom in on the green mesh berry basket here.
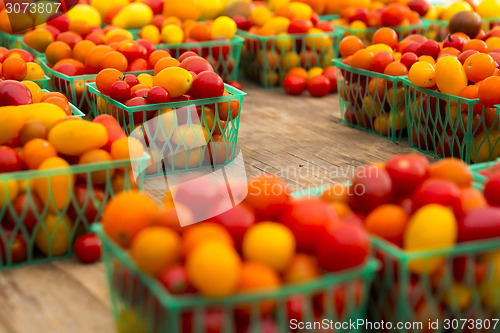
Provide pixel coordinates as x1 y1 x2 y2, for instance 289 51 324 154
87 82 245 178
237 28 341 88
403 78 500 164
370 236 500 333
39 57 152 115
333 58 407 141
19 39 44 62
93 220 377 333
153 37 243 83
0 30 23 49
470 158 500 184
0 102 148 269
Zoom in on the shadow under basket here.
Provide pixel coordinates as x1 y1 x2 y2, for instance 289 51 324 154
333 58 407 142
403 79 500 164
94 222 378 333
86 82 246 178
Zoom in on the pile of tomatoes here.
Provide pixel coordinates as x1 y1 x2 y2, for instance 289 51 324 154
101 173 371 331
0 84 146 265
282 65 339 97
0 48 45 82
235 2 335 87
333 3 423 31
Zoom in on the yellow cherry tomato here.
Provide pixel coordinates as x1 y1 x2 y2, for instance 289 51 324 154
408 61 436 88
435 55 468 96
419 55 436 65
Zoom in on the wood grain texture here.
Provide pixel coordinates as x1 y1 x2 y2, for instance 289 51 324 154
0 80 420 333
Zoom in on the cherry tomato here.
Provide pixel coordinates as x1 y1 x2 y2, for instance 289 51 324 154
73 233 102 263
283 75 306 95
109 80 131 103
124 74 139 87
369 51 394 73
307 75 330 97
463 53 496 83
408 61 436 88
146 86 170 104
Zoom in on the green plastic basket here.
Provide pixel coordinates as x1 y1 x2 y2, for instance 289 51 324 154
238 27 340 88
87 82 246 178
39 58 152 114
0 30 23 49
403 78 500 164
0 100 148 269
370 236 500 333
19 39 44 62
94 219 377 333
152 37 243 83
291 183 500 332
333 58 407 141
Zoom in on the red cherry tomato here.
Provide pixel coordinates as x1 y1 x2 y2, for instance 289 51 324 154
109 80 131 103
307 75 331 97
73 233 102 263
283 75 306 95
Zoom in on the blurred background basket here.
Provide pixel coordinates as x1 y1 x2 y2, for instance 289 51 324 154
94 221 377 333
333 58 407 141
0 30 22 49
87 82 246 177
130 32 243 83
238 28 340 88
403 78 500 164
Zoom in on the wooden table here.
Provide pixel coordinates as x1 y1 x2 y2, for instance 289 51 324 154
0 80 418 333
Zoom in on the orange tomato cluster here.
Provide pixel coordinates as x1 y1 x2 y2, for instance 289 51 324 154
25 24 157 75
102 173 370 311
334 3 422 30
400 27 500 108
0 48 44 81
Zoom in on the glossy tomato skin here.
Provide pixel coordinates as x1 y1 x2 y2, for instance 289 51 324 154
385 154 429 196
458 207 500 242
189 71 224 100
124 74 140 87
146 86 171 104
316 222 370 272
281 198 338 252
348 165 393 215
307 75 330 97
412 179 462 213
0 146 23 173
369 51 394 73
400 52 419 70
484 174 500 206
73 233 102 263
0 80 33 106
109 81 131 103
283 75 306 95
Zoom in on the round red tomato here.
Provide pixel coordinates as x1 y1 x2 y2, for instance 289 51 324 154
280 198 339 252
307 75 330 97
283 75 307 95
73 233 102 263
369 51 394 73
